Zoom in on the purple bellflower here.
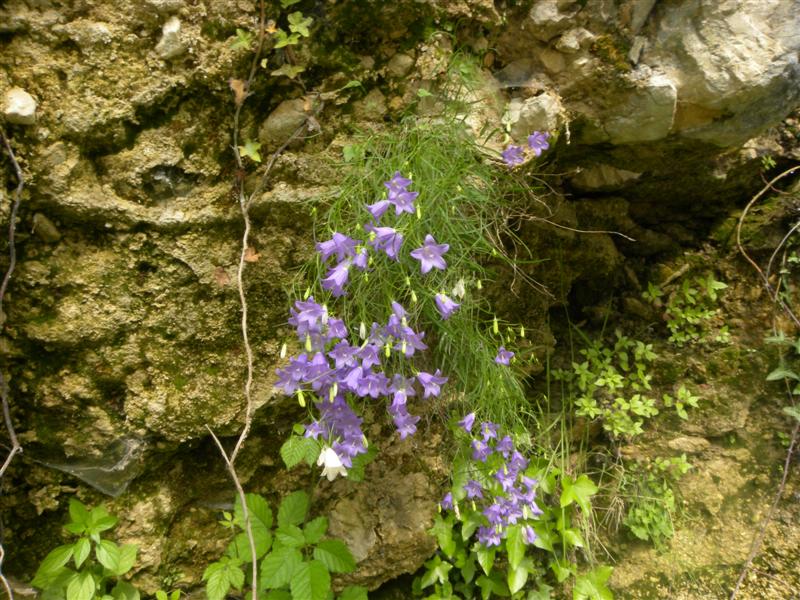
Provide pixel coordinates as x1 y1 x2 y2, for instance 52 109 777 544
458 412 476 433
501 144 525 167
527 131 550 157
316 232 360 262
417 369 448 398
410 234 449 274
366 224 404 260
321 259 352 297
435 293 460 320
495 346 514 365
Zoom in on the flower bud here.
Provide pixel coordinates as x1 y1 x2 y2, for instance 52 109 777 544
305 334 312 352
411 290 418 304
297 390 306 407
359 322 367 339
280 342 287 358
520 325 525 338
493 316 499 335
476 279 483 290
303 287 311 300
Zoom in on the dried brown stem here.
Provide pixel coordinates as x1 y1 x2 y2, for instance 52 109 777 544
0 128 24 600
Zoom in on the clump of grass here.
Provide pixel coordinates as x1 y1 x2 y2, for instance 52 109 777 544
296 118 546 430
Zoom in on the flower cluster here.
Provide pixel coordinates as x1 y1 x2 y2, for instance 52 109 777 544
441 414 542 548
276 297 450 471
316 171 456 319
501 130 551 168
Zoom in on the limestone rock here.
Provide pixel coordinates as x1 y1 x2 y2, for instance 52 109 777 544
539 48 566 74
629 0 658 33
571 164 642 191
556 27 595 53
258 99 308 149
528 0 575 42
506 91 564 140
155 16 185 60
647 0 800 146
667 435 711 454
387 53 415 78
3 87 37 125
603 69 677 144
354 88 387 121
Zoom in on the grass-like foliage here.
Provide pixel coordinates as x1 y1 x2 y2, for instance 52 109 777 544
299 119 542 429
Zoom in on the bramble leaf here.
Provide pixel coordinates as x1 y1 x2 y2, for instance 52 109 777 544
287 12 313 37
303 516 328 545
573 566 614 600
260 547 302 589
278 491 309 527
313 539 356 573
560 474 598 515
290 560 330 600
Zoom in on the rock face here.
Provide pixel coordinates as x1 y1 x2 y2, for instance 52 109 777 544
0 0 798 594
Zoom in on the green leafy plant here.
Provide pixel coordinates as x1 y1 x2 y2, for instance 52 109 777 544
31 500 139 600
204 491 366 600
620 456 690 549
644 275 729 346
554 331 659 438
414 418 603 599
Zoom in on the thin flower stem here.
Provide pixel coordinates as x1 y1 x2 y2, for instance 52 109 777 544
206 426 258 599
0 128 24 600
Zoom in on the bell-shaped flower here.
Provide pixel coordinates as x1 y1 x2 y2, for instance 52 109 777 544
317 445 348 481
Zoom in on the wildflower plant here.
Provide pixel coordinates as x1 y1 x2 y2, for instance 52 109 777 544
416 417 603 599
31 500 140 600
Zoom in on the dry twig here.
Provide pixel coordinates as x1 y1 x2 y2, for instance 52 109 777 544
0 128 24 600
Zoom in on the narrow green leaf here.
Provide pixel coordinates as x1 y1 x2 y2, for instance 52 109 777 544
114 544 137 576
290 560 330 600
66 571 95 600
277 491 309 527
313 539 356 573
475 547 495 576
73 538 90 569
95 540 121 573
68 500 91 530
111 581 140 600
507 562 528 594
34 544 74 580
505 525 525 570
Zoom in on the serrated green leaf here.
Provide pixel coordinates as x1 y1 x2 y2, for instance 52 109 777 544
156 591 167 600
429 514 456 558
560 474 598 515
275 524 305 548
233 494 273 559
227 531 272 562
574 566 614 600
313 539 356 573
73 538 90 569
290 560 330 600
96 539 121 573
66 571 95 600
231 28 253 50
505 525 525 570
280 436 308 469
274 29 300 48
287 12 313 37
339 585 368 600
260 547 303 590
204 566 231 600
561 528 585 549
278 491 309 527
303 516 328 544
476 573 509 600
